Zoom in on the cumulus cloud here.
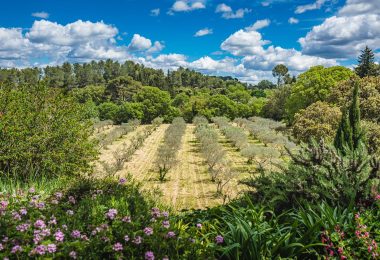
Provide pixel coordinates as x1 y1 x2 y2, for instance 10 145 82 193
0 20 164 67
221 24 337 72
150 8 160 16
295 0 328 14
169 1 205 14
215 3 251 19
288 17 299 24
299 0 380 59
32 12 50 19
194 28 213 37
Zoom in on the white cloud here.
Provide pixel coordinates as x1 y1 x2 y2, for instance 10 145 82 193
128 34 152 51
246 19 271 31
299 0 380 59
221 24 337 72
194 28 213 37
150 8 160 16
215 3 251 19
169 1 205 13
295 0 328 14
288 17 299 24
0 20 164 67
32 12 50 19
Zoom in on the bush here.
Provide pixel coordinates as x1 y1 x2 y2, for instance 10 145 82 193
114 102 144 124
98 102 119 121
0 84 97 180
0 177 223 259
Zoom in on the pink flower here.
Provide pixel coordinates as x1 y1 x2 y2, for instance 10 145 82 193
133 236 142 245
29 187 36 193
122 216 131 223
16 223 30 232
145 251 154 260
47 244 57 253
12 212 21 221
71 230 81 239
34 220 46 229
105 209 118 220
144 227 153 236
54 230 65 242
35 245 46 255
113 242 123 252
49 216 57 225
0 200 8 210
0 243 3 251
19 208 27 215
166 231 175 238
151 207 160 218
124 235 130 242
196 223 202 229
69 251 77 259
119 178 126 185
55 192 63 199
162 220 170 228
37 202 45 209
215 235 224 244
11 245 22 254
375 194 380 201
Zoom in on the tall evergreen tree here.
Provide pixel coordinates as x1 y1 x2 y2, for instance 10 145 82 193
334 80 363 154
355 46 377 78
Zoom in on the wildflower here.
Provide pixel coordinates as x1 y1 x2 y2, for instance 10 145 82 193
11 245 22 254
68 196 76 204
47 244 57 253
69 251 77 259
0 200 8 210
189 238 195 243
2 237 8 243
196 223 202 229
375 194 380 200
16 223 30 232
355 213 360 220
166 231 176 238
71 230 81 239
29 187 35 193
54 230 65 242
151 207 160 218
124 235 130 242
51 199 59 205
0 243 3 250
37 202 45 209
113 242 123 252
215 235 224 244
119 178 126 185
105 208 118 220
35 245 46 255
55 192 63 199
62 224 68 230
81 235 89 241
162 211 169 218
66 210 74 216
145 251 154 260
34 219 46 229
49 216 57 225
19 208 27 215
162 220 170 228
338 247 344 255
144 227 153 236
133 236 142 245
122 216 131 223
11 212 21 221
41 228 51 237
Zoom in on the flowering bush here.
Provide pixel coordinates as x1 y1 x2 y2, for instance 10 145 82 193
0 177 223 259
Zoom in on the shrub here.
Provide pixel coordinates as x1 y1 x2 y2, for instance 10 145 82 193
114 102 144 124
98 102 119 121
0 84 97 180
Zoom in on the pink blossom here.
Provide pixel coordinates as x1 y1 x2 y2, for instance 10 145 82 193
16 223 30 232
105 208 118 220
119 178 126 185
29 187 35 193
133 236 142 245
47 244 57 253
215 235 224 244
11 245 22 254
124 235 130 242
71 230 81 239
34 219 46 229
122 216 131 223
145 251 154 260
144 227 153 236
162 220 170 228
35 245 46 255
19 208 27 215
68 196 76 204
54 230 65 242
196 223 202 229
113 242 123 252
166 231 175 238
69 251 77 259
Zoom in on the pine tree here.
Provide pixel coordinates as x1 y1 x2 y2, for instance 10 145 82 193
334 80 363 154
355 46 376 78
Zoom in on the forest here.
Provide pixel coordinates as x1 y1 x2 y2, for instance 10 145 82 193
0 46 379 259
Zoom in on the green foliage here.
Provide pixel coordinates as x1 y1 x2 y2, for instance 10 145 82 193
133 86 172 123
70 85 106 105
293 101 342 143
0 84 97 180
261 86 291 121
286 66 354 122
106 76 142 102
98 102 119 121
255 79 276 90
272 64 289 87
114 102 144 124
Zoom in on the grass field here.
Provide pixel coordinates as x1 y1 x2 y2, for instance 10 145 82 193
94 122 283 210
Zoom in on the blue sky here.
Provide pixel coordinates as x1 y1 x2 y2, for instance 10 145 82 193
0 0 379 82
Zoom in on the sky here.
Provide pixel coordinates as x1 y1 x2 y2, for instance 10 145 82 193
0 0 379 83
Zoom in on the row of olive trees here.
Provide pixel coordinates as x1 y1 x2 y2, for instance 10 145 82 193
155 117 187 182
194 116 236 199
234 118 296 152
101 117 163 177
212 117 249 151
97 119 141 149
212 117 280 172
93 120 114 133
